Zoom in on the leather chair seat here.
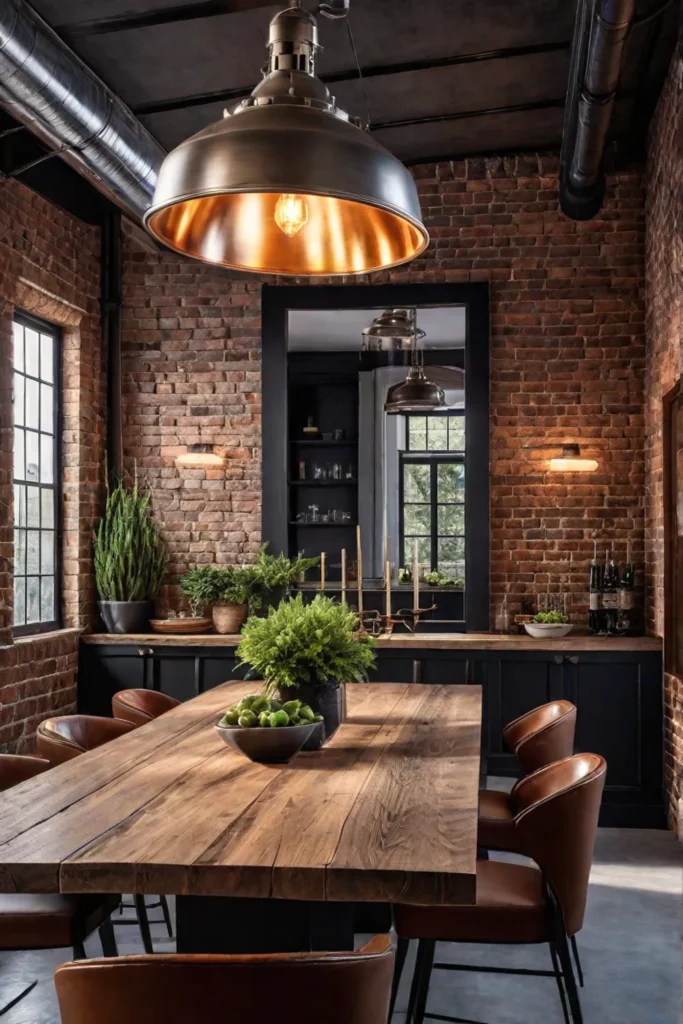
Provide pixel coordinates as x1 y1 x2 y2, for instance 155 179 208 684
394 861 546 945
112 689 180 728
477 789 519 851
0 893 120 950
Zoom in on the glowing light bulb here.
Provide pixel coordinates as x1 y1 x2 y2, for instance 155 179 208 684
274 193 308 237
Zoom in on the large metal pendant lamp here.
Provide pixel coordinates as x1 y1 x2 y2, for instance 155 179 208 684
144 2 429 276
380 309 447 414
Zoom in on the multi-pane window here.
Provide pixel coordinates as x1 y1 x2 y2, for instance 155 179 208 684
400 413 465 582
12 313 60 634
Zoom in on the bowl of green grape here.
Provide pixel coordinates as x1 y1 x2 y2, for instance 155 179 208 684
215 693 323 764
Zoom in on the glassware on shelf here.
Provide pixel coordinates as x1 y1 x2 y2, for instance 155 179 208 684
307 504 319 523
494 593 510 634
295 512 306 523
331 462 343 480
297 460 307 480
345 464 355 480
312 463 326 480
333 428 346 440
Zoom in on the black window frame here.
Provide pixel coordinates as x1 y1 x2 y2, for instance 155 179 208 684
12 310 62 637
399 451 466 575
405 410 466 453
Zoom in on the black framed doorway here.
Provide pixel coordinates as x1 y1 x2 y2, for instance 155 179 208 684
261 282 490 632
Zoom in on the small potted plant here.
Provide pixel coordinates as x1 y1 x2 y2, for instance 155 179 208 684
94 476 167 634
179 565 264 634
236 593 376 748
255 545 320 608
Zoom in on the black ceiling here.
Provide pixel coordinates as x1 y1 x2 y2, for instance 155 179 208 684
4 0 679 223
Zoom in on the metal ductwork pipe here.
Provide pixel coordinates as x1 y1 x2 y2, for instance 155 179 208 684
560 0 636 220
0 0 165 221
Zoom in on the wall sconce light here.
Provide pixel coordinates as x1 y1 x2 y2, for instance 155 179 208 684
549 444 598 473
175 444 225 468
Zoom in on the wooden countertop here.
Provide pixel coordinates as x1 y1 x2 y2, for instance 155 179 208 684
0 681 481 905
81 631 662 652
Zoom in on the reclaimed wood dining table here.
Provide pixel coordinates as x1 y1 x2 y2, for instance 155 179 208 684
0 681 482 953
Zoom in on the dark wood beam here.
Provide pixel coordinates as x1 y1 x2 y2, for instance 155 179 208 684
133 40 571 117
372 98 566 133
57 1 276 37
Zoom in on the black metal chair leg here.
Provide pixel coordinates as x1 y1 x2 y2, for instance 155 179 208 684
412 939 436 1024
0 980 38 1018
388 936 409 1022
556 930 584 1024
549 943 571 1024
72 940 87 960
404 939 427 1024
160 894 174 938
135 894 154 954
98 915 119 957
570 935 584 987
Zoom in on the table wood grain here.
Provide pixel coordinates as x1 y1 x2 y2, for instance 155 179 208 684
0 682 481 906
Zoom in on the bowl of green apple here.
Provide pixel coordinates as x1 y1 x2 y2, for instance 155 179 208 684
215 693 323 764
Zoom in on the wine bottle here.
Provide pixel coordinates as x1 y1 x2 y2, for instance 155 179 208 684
602 548 619 634
588 537 603 635
618 542 636 634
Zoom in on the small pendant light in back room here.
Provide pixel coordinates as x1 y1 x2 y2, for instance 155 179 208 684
381 309 447 414
144 2 429 276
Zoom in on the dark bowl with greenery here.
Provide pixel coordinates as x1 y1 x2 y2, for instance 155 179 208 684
236 594 376 749
215 691 321 763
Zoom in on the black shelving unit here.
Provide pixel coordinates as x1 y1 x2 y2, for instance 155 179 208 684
286 352 359 577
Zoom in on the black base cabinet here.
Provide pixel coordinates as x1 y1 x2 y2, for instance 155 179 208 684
78 641 664 829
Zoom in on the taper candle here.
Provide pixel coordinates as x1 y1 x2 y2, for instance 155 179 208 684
356 524 364 614
341 548 347 606
385 559 391 619
413 538 419 612
320 551 325 593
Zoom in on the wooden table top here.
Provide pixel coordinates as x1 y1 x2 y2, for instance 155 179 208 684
0 682 482 906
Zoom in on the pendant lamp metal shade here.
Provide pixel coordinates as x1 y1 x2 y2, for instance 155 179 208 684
384 365 446 413
143 4 428 276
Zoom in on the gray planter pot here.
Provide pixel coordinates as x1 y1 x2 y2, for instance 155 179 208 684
99 600 154 634
277 680 346 751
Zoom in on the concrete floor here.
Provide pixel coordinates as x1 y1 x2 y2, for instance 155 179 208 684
1 827 680 1023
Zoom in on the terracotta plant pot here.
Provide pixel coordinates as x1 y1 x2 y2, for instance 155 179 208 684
277 681 346 751
212 602 247 635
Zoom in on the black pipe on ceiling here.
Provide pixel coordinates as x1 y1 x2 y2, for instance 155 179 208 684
560 0 636 220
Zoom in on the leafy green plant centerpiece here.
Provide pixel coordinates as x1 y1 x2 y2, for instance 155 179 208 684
236 593 376 748
94 476 167 634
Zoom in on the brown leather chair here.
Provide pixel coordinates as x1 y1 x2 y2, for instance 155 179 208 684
55 936 394 1024
392 753 606 1024
479 699 577 852
0 753 50 791
34 715 163 954
112 688 180 727
36 714 136 766
0 755 119 973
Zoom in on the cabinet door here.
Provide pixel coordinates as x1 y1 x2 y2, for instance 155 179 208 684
421 654 472 685
78 644 148 716
370 652 416 683
562 652 663 826
485 653 564 776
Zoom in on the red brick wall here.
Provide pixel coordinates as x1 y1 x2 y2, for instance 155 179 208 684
0 179 105 753
645 29 683 832
122 155 646 622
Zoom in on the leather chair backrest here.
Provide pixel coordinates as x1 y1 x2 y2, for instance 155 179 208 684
36 715 136 766
112 689 180 727
503 700 576 774
0 754 50 792
513 753 606 937
55 936 394 1024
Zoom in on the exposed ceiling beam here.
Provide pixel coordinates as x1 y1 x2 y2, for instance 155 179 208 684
133 40 571 117
372 98 566 132
57 0 277 37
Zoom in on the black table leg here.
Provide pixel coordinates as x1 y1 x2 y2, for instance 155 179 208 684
176 896 356 954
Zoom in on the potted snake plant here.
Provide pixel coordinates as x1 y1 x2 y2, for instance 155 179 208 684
236 593 376 748
94 476 167 634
